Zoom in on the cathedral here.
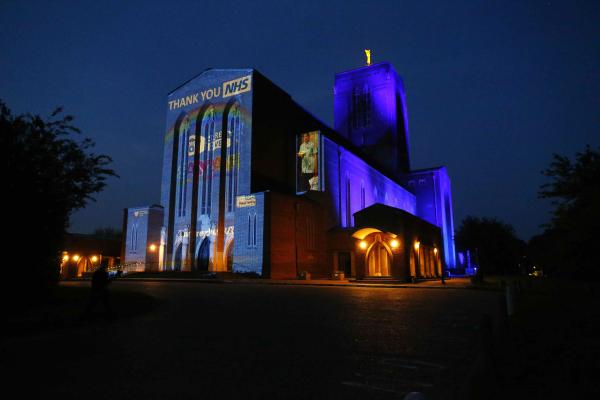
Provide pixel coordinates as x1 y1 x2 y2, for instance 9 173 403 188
122 59 457 280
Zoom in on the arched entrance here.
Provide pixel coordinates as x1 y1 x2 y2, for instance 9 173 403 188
367 239 391 277
225 240 234 272
196 237 210 271
76 257 92 277
173 243 183 271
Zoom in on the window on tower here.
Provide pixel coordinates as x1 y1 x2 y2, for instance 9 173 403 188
352 85 371 130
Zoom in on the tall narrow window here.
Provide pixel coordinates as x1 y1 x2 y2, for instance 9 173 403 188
247 214 252 247
131 224 138 253
351 85 371 130
252 213 257 247
346 177 352 227
226 105 241 213
363 85 371 127
177 118 190 217
360 181 365 209
200 109 215 215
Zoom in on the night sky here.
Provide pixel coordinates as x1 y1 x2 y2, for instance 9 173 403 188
1 0 598 240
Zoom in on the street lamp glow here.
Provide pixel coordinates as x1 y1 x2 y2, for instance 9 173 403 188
414 241 420 251
91 255 98 263
433 247 438 255
62 254 69 262
390 239 399 249
72 254 80 262
149 244 157 252
358 240 368 250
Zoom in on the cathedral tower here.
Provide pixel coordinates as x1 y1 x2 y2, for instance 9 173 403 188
333 61 411 179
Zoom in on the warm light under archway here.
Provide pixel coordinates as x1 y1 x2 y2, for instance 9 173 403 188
353 227 393 240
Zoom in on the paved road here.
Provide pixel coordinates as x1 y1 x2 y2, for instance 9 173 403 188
2 281 497 399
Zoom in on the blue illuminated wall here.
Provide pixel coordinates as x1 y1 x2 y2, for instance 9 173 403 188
334 62 411 179
123 205 164 268
160 69 254 272
403 167 456 268
322 137 416 228
232 192 265 274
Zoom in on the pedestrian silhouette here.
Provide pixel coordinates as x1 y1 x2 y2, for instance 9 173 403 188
84 265 117 320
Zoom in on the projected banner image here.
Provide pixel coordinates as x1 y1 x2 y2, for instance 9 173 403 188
296 131 323 193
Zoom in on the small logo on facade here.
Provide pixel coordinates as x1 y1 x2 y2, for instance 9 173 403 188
223 75 252 98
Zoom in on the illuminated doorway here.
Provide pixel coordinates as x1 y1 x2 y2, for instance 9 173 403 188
225 240 233 272
173 243 183 271
196 237 210 272
367 239 391 277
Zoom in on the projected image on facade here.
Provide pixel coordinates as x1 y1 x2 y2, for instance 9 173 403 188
156 69 255 272
296 131 322 193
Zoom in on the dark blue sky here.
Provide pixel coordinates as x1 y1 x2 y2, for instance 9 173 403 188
1 0 598 240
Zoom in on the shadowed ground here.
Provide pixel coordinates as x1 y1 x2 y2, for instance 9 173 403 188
2 281 497 399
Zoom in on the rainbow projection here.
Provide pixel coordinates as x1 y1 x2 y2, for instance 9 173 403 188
161 70 254 272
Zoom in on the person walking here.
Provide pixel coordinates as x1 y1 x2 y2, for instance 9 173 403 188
84 264 117 320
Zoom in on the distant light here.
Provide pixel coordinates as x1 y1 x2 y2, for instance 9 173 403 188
434 247 438 255
91 255 98 263
149 244 157 252
390 239 399 249
359 240 368 250
73 255 80 262
62 254 69 262
414 241 420 251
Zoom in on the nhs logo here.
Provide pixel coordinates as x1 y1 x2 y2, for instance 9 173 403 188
223 75 252 98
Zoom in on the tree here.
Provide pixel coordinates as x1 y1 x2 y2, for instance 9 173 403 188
537 145 600 277
455 216 526 279
1 100 116 299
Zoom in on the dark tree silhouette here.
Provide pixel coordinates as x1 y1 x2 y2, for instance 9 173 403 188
535 145 600 277
92 227 122 241
455 216 526 279
1 100 116 300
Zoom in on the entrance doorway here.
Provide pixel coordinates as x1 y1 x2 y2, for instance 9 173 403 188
173 243 182 271
225 240 233 272
196 237 210 271
367 242 391 276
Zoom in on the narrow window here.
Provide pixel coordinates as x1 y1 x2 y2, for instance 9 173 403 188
346 178 352 227
247 214 251 247
226 105 240 213
363 85 371 127
253 213 257 247
199 109 215 214
360 181 365 209
351 86 371 130
200 110 215 215
130 225 137 253
233 114 240 206
177 123 187 217
206 119 214 215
